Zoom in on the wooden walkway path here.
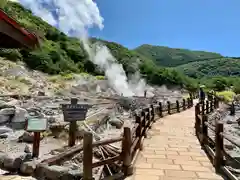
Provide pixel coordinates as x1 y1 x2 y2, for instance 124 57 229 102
126 107 224 180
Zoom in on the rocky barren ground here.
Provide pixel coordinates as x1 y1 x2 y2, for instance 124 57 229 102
208 102 240 179
0 58 184 179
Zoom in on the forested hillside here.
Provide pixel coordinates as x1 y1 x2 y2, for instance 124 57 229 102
174 58 240 78
134 44 223 67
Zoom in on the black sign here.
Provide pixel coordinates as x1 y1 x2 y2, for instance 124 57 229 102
61 104 90 122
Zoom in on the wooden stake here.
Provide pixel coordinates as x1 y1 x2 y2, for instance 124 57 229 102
32 132 41 158
83 132 93 180
122 127 133 176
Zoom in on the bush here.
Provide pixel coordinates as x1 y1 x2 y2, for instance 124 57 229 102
233 83 240 94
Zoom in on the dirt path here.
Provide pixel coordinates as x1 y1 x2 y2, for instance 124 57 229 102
126 107 224 180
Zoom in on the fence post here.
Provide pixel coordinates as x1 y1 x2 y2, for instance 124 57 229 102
206 100 209 114
122 127 133 176
146 108 150 129
167 101 171 114
187 98 191 108
182 99 186 110
201 101 205 116
201 115 208 146
214 122 224 173
83 132 93 180
176 100 180 113
135 114 142 150
158 102 163 117
230 102 235 116
141 111 147 137
210 100 213 112
150 104 155 122
195 104 200 135
214 97 219 109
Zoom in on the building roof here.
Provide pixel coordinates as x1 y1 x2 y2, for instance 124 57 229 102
0 9 40 49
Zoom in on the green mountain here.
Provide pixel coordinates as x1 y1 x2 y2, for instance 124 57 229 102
174 57 240 78
134 44 223 67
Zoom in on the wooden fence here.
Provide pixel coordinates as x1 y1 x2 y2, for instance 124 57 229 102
195 97 240 180
43 97 193 180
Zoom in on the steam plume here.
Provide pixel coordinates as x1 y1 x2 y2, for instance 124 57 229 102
18 0 149 97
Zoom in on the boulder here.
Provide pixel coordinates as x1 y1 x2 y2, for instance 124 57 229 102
0 108 15 124
11 107 28 123
18 132 35 143
20 161 37 175
37 165 69 180
0 152 7 169
109 117 124 129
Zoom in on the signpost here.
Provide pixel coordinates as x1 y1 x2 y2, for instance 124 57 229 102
61 98 90 147
26 118 48 158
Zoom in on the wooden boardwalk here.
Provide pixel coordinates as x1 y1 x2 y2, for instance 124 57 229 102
126 107 224 180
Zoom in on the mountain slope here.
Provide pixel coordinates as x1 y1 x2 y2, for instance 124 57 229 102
174 58 240 78
135 44 223 67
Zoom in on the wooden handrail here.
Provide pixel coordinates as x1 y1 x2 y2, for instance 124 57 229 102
41 97 193 179
195 96 240 180
81 97 193 179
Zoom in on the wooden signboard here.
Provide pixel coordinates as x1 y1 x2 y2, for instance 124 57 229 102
62 104 90 122
25 118 48 158
26 118 48 132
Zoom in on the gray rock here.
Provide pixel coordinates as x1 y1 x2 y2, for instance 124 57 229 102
20 161 37 175
0 108 15 115
0 108 15 124
0 126 12 134
18 132 34 143
109 117 124 129
3 156 15 171
0 133 8 138
42 165 69 180
12 107 28 123
60 170 83 180
0 152 7 169
24 145 31 153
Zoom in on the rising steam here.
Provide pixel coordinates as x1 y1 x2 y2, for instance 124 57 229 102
18 0 149 97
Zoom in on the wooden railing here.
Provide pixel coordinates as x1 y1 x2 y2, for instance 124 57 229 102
82 98 193 179
42 97 193 179
195 98 240 180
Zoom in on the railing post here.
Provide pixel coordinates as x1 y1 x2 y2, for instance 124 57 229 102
83 132 93 180
150 104 155 122
167 101 171 114
201 115 208 146
146 108 150 129
214 97 219 109
214 122 224 173
206 100 209 114
195 103 200 135
141 111 146 138
122 127 133 176
230 102 235 116
201 101 205 116
158 102 163 117
187 98 191 108
182 99 186 110
135 114 142 150
176 100 180 113
210 100 213 112
190 93 193 105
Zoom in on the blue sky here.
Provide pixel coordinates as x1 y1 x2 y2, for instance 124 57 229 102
89 0 240 56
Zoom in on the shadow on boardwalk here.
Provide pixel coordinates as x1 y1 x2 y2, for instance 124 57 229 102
126 106 225 180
